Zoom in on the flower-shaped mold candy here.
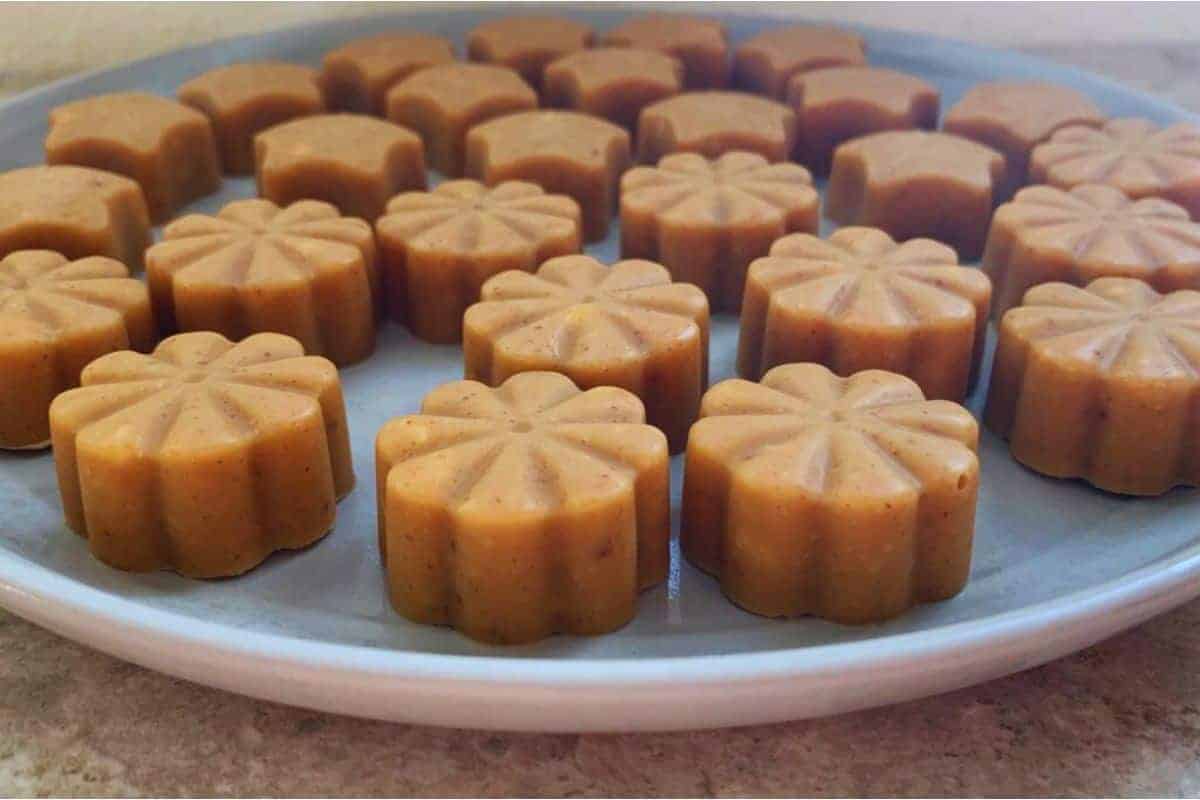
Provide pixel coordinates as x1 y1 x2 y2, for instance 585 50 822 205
465 110 631 242
636 91 798 165
620 151 819 311
46 92 221 223
463 255 709 452
145 199 378 366
385 63 538 178
826 130 1005 259
1029 118 1200 219
543 48 684 132
682 363 979 623
179 62 326 175
983 184 1200 317
985 278 1200 495
376 180 581 343
50 331 354 577
376 371 670 644
320 31 455 115
0 251 155 450
466 15 595 93
253 113 426 222
0 166 151 271
737 227 992 402
733 24 866 99
602 13 729 89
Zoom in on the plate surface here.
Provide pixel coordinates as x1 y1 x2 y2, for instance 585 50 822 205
2 7 1199 733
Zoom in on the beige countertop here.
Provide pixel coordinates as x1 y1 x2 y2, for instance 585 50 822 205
2 6 1200 796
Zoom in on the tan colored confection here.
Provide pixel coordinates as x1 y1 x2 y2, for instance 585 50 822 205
636 91 798 164
543 47 684 131
985 277 1200 496
376 371 670 644
463 255 709 452
737 227 992 401
0 165 151 271
466 15 595 93
787 66 940 176
620 151 818 311
45 92 220 224
254 113 426 222
178 62 326 175
602 13 730 90
464 110 630 242
733 24 866 99
320 32 455 115
0 251 155 450
1029 118 1200 219
826 130 1005 260
385 63 537 178
376 180 581 343
681 363 979 624
49 331 354 577
145 199 378 366
944 81 1105 201
983 184 1200 317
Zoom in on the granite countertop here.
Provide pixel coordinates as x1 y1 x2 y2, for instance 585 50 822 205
2 22 1200 797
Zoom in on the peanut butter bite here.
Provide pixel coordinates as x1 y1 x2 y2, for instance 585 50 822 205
1029 118 1200 219
738 228 991 402
376 180 581 343
46 92 221 223
320 31 455 115
50 331 354 578
787 66 940 175
620 151 818 311
254 113 426 222
826 130 1005 259
603 13 729 89
465 110 631 241
179 62 326 175
0 166 151 271
385 63 537 177
986 278 1200 496
376 371 669 644
543 47 684 131
463 255 709 452
0 251 155 450
467 15 594 93
146 199 378 366
637 91 797 164
733 24 866 99
682 363 979 624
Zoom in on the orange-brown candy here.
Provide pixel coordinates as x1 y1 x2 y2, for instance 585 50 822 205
733 24 866 99
983 184 1200 317
602 13 730 89
178 62 326 175
320 32 455 115
45 92 221 223
682 363 979 623
465 110 630 242
543 47 683 131
1029 118 1200 219
620 151 818 310
49 331 354 577
0 251 155 450
463 255 709 452
254 113 426 221
985 278 1200 495
944 81 1105 201
466 15 594 93
375 371 670 644
738 227 991 401
787 66 940 175
385 63 538 177
826 130 1005 259
0 166 151 271
637 90 797 164
145 199 377 366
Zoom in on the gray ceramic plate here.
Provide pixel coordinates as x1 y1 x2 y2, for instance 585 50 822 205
1 6 1198 733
